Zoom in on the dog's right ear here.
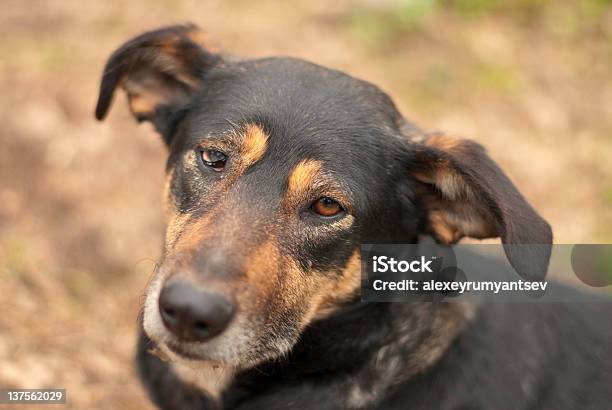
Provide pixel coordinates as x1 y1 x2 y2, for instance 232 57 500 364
95 23 222 144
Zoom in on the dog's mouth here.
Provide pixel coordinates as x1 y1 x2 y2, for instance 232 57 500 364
163 340 210 361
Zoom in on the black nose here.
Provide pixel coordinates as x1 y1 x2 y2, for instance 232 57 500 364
158 280 234 342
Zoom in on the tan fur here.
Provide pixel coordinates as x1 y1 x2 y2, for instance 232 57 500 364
171 211 220 254
240 124 269 167
186 28 222 54
164 212 192 251
413 135 499 243
123 77 166 118
416 135 475 201
155 37 203 88
172 360 233 401
402 302 477 375
161 167 204 253
243 237 282 297
118 27 221 119
313 250 362 319
283 159 352 215
432 167 466 201
424 134 463 152
127 92 159 117
422 195 497 244
163 168 176 223
241 232 340 334
428 211 463 243
287 159 323 199
245 236 317 326
413 159 468 202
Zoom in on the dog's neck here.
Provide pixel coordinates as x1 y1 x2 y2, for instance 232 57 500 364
222 300 476 408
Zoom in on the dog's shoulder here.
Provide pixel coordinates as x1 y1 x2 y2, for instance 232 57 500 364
384 291 612 409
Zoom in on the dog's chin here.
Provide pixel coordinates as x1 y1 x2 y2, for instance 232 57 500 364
164 341 211 361
145 330 235 364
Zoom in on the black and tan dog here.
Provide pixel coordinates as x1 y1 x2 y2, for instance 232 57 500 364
95 24 612 409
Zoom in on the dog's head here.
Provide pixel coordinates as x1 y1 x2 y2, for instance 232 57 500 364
96 24 552 369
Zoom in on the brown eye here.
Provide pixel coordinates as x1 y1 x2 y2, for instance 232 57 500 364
201 149 227 171
311 197 344 217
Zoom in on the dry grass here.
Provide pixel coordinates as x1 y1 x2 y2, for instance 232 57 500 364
1 0 611 408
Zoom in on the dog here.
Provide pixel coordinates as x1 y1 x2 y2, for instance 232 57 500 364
95 24 612 409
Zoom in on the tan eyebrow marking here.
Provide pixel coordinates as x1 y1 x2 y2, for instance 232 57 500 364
287 159 323 197
240 123 269 167
284 159 354 214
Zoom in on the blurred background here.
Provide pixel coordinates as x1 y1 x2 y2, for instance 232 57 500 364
1 0 611 408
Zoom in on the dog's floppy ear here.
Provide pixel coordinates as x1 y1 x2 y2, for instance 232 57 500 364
95 23 221 143
408 134 552 280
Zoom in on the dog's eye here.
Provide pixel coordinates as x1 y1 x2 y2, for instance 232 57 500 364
200 149 227 171
311 197 344 217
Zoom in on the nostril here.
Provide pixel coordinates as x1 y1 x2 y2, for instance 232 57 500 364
160 306 177 322
193 321 209 337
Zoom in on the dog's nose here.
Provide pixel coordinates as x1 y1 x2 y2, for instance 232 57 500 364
158 280 234 342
